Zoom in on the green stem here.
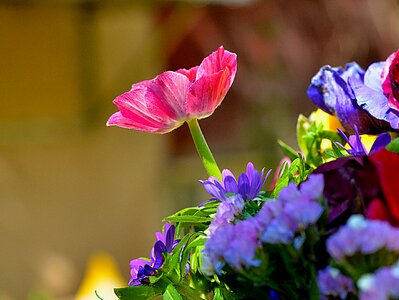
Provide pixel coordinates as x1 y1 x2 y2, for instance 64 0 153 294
187 119 222 179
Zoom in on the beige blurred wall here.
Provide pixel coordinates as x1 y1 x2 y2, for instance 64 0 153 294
0 3 169 299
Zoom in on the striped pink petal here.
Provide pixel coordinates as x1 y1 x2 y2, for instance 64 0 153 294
107 46 237 134
187 46 237 118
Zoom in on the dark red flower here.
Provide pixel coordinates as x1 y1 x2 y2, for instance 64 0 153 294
313 147 399 228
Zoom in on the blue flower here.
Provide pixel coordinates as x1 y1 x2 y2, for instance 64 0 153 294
307 63 391 134
201 162 270 201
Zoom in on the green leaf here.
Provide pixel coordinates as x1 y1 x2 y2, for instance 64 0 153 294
164 215 212 224
319 130 342 142
114 285 163 300
277 139 299 161
180 234 206 276
297 114 310 155
213 287 224 300
386 137 399 154
163 284 183 300
165 234 192 276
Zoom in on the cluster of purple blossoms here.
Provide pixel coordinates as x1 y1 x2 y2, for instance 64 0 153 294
317 266 355 300
207 194 245 236
201 174 325 276
129 223 179 286
326 215 399 262
202 218 262 275
201 162 270 202
358 263 399 299
259 174 324 244
358 261 399 300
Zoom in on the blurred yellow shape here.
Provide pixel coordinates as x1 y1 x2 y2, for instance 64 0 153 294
308 109 343 151
76 252 126 300
353 134 377 153
311 109 344 132
311 109 377 153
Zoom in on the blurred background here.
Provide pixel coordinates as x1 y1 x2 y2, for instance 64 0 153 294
1 0 399 299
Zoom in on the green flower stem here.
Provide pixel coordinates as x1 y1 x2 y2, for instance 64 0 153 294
187 119 222 179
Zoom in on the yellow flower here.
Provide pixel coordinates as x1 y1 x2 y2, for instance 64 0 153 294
76 252 125 300
310 109 344 132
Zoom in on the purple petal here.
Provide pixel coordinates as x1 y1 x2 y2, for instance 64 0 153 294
369 133 391 154
165 225 175 252
152 241 167 269
223 175 239 194
237 173 250 200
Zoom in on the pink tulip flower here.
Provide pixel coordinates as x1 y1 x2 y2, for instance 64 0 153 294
107 46 237 134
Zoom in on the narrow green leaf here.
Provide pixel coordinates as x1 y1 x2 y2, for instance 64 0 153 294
163 284 183 300
296 114 310 155
114 285 163 300
277 139 299 161
164 215 212 223
213 287 224 300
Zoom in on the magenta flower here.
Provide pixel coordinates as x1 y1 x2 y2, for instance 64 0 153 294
107 46 237 134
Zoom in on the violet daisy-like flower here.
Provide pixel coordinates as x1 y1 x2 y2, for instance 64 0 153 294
201 162 270 201
128 223 179 286
318 266 355 300
307 62 391 134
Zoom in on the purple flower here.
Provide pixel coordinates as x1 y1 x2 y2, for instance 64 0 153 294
337 126 391 156
201 162 270 201
307 63 391 134
318 266 355 299
351 50 399 130
358 262 399 300
202 218 262 275
128 223 178 286
260 174 324 244
326 215 399 262
208 194 245 236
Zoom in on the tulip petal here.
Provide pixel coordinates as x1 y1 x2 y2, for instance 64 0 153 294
186 47 237 118
107 111 163 132
176 66 198 82
147 71 190 120
196 46 237 86
107 47 238 134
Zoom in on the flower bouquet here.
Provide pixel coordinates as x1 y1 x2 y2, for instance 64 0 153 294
106 47 399 299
